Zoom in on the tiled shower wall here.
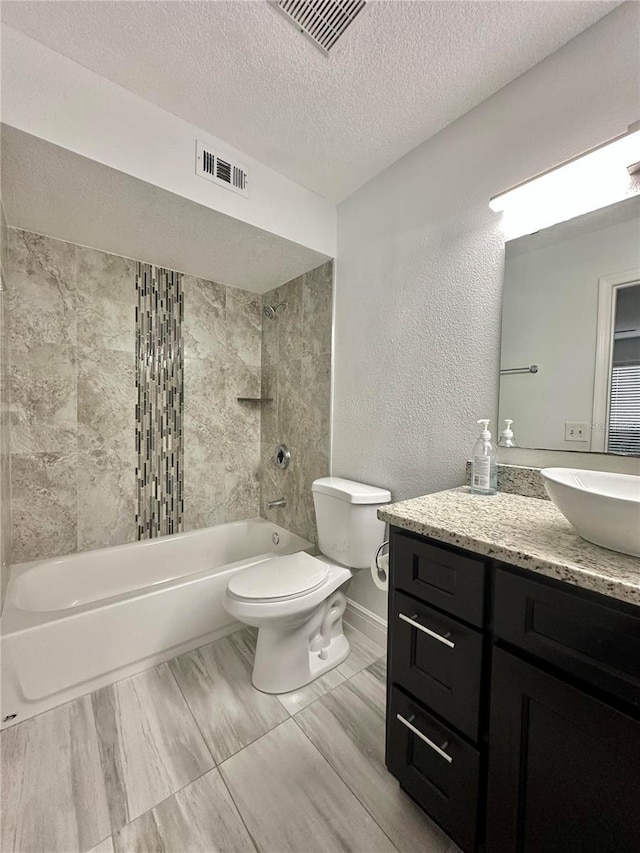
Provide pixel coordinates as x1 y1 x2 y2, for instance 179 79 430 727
260 262 333 543
0 203 10 606
7 229 261 564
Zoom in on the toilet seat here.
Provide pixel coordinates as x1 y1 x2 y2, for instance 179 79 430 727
227 553 329 602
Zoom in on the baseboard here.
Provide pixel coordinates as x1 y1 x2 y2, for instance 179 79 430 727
344 598 387 649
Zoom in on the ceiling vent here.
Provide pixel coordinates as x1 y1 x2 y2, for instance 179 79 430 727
195 141 249 197
274 1 366 54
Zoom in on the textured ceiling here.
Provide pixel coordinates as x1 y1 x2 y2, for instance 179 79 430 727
0 0 620 202
1 125 330 292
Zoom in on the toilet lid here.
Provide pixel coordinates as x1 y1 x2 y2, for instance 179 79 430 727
228 553 329 601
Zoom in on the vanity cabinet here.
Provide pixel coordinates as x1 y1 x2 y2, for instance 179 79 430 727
386 527 640 853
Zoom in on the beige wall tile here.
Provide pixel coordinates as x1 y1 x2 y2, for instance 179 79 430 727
7 229 76 360
276 276 303 363
5 227 313 561
78 350 135 461
10 360 77 454
0 205 11 606
78 451 136 551
77 248 135 353
259 262 332 542
226 287 261 367
182 443 226 531
302 262 333 358
11 452 77 563
183 275 226 360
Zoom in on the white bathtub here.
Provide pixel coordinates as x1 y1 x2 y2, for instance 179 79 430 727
1 518 310 728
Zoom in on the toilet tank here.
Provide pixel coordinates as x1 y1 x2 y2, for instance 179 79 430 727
312 477 391 569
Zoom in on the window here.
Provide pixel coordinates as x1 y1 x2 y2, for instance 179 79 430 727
608 364 640 454
607 282 640 455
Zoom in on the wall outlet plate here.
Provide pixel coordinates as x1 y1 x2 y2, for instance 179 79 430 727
564 421 590 442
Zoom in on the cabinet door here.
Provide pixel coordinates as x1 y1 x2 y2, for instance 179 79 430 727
487 648 640 853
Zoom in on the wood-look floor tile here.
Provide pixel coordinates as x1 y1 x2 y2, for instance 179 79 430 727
296 669 451 853
337 625 386 679
1 696 110 853
114 768 256 853
220 718 397 853
276 666 346 715
349 656 387 709
88 837 114 853
92 663 214 831
367 654 387 683
169 629 289 762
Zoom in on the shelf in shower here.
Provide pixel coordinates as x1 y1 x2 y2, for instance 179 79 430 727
237 397 274 403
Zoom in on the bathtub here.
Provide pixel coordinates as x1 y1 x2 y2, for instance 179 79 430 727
1 518 310 728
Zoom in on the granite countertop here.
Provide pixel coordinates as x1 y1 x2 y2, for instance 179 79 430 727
378 487 640 607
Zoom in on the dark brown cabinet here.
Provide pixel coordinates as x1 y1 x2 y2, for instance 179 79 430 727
386 526 640 853
487 648 640 853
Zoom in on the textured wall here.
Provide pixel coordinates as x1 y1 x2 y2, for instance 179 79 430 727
335 4 640 618
7 228 261 564
260 262 333 543
0 203 10 608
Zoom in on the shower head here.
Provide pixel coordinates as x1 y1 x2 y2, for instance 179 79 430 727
263 301 287 319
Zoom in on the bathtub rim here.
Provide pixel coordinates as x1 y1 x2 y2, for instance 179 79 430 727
2 518 312 632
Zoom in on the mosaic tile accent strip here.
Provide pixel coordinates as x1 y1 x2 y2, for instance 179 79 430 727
135 263 184 539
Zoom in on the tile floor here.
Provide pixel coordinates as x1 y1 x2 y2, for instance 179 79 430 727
1 624 461 853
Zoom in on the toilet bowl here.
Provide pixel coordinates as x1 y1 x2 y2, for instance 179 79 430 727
224 477 391 694
224 552 352 693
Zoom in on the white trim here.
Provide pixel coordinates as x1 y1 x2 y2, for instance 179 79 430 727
592 270 640 451
344 598 387 649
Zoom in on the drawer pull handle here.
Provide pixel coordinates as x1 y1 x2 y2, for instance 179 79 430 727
396 714 453 764
399 613 455 648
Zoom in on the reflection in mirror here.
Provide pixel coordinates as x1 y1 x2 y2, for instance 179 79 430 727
607 283 640 454
499 196 640 455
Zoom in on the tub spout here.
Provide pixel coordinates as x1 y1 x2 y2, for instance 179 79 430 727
267 498 286 509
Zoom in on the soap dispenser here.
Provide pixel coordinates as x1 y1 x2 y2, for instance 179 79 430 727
471 419 497 495
498 419 516 448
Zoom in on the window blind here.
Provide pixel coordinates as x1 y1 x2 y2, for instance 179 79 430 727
608 363 640 454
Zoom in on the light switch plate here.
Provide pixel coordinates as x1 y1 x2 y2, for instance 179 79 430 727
564 421 589 442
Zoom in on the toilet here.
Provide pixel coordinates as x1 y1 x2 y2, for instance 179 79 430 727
224 477 391 694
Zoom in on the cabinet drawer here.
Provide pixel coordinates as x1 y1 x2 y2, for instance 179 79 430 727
390 591 484 741
392 530 486 627
387 686 480 853
494 567 640 708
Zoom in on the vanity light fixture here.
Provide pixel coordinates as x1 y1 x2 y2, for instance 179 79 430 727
490 122 640 238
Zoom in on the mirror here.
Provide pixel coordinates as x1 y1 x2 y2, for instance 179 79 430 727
498 195 640 455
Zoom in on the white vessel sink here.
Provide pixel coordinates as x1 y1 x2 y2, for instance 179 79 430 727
541 468 640 557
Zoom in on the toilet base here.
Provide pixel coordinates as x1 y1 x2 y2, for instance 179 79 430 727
252 629 350 694
250 588 350 694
